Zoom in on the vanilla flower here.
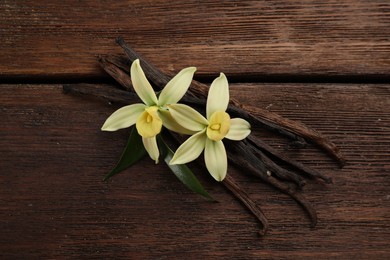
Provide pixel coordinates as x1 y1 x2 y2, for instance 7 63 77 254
101 59 196 163
169 73 251 181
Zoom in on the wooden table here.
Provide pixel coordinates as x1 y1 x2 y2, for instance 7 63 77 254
1 1 389 258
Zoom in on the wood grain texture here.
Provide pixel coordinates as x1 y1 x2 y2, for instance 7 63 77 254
1 84 389 259
1 0 389 80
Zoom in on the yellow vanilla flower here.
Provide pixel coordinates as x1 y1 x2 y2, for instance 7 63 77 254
101 59 196 163
169 73 251 181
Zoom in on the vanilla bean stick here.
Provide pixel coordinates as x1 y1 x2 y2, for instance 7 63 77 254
247 136 332 183
246 142 307 188
116 37 171 89
101 54 130 71
98 55 133 91
240 140 308 187
222 175 269 236
266 177 318 227
227 104 307 145
226 140 318 226
244 105 346 167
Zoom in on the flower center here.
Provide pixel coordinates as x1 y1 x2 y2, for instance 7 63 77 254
210 123 221 131
206 111 230 141
136 106 162 138
146 114 153 123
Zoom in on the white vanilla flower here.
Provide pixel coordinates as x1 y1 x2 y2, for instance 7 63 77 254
169 73 251 181
102 59 196 163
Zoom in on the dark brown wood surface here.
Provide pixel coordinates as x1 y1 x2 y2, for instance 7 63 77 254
1 0 389 80
1 84 389 258
1 0 390 258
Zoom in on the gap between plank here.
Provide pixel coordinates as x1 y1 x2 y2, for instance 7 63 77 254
1 73 390 85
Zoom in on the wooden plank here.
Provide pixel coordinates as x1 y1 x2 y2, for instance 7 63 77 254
1 84 389 258
1 1 389 79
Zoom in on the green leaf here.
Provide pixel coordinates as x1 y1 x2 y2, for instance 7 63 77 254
159 138 215 201
103 126 147 181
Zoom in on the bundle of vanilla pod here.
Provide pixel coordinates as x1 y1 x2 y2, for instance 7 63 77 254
63 37 344 235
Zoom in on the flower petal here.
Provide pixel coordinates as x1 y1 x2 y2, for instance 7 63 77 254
169 130 207 165
206 73 229 119
158 110 197 135
101 103 146 131
225 118 251 140
142 136 159 163
158 67 196 106
168 104 208 132
204 139 227 181
131 59 158 106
